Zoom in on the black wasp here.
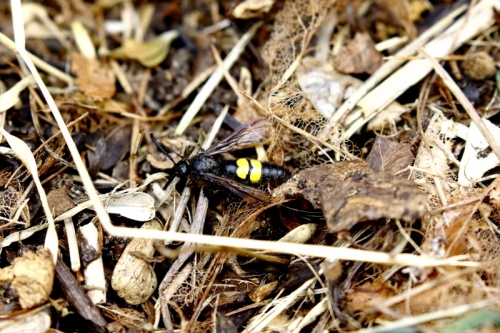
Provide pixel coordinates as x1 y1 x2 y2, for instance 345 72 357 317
150 117 290 201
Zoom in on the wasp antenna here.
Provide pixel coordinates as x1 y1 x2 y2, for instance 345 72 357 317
150 133 177 164
170 150 184 159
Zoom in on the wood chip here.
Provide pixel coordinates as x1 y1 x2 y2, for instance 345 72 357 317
276 161 427 232
55 256 107 327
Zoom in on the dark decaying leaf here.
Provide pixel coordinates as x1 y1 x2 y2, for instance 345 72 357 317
101 124 132 170
215 312 238 333
276 160 427 232
86 125 132 177
277 260 321 291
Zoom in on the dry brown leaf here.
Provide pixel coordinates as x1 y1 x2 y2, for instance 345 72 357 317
71 53 116 100
422 190 482 259
331 32 383 75
367 135 414 174
440 208 469 257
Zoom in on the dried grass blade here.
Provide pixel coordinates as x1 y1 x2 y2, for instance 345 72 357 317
0 75 35 113
0 129 58 263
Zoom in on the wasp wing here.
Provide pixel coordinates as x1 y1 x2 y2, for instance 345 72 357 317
204 117 267 156
202 173 270 202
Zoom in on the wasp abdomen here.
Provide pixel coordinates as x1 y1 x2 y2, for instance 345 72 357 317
262 163 290 182
224 159 289 184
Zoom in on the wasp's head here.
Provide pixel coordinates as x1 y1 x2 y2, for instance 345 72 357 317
173 160 190 177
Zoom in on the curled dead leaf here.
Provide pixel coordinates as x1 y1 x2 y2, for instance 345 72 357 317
367 135 414 175
71 53 116 100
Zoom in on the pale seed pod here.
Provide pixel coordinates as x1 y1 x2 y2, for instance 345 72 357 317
278 223 317 244
111 219 162 305
248 281 278 303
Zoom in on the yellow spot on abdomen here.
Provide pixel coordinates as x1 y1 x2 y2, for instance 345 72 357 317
236 159 249 180
249 160 262 183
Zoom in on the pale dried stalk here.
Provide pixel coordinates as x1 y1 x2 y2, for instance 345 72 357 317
354 0 498 129
244 279 315 332
80 222 106 304
64 218 80 272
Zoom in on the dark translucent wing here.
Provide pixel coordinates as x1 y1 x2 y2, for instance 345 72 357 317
204 117 267 156
203 173 271 202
